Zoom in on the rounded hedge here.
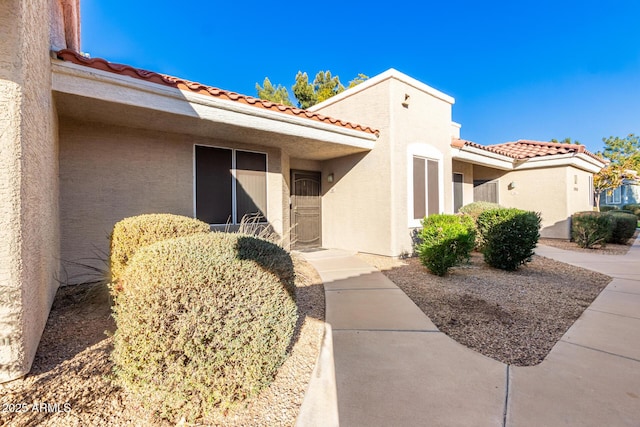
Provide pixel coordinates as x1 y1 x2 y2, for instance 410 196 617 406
417 214 476 276
459 201 502 249
110 214 211 284
608 211 637 244
571 211 613 248
477 208 541 271
111 232 297 422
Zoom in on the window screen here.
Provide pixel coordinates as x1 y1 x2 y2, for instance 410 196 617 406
427 160 440 215
235 151 267 223
413 157 426 220
453 173 463 213
195 146 232 224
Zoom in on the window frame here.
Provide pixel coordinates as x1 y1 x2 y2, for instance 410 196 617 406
452 172 464 213
193 144 268 226
407 143 444 228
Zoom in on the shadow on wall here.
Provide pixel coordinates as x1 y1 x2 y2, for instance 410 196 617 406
320 152 369 197
541 217 571 239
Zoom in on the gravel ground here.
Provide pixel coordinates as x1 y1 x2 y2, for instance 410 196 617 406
539 229 638 255
0 255 324 427
357 252 611 367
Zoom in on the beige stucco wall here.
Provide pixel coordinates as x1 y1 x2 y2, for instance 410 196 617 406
59 119 287 282
314 74 454 256
472 164 593 238
316 79 395 255
0 0 60 382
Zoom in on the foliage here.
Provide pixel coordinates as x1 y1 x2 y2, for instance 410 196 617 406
550 137 581 145
571 211 613 248
458 201 502 248
607 212 637 244
593 164 624 210
599 205 619 212
477 208 541 271
348 73 369 88
259 70 368 109
600 133 640 172
255 77 293 106
110 214 210 285
111 232 297 422
416 214 476 276
622 204 640 219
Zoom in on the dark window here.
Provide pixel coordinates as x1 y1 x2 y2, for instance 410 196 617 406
453 173 463 213
235 151 267 223
195 147 267 225
413 157 426 219
195 146 232 224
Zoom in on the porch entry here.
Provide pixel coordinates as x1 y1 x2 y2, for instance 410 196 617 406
291 171 321 249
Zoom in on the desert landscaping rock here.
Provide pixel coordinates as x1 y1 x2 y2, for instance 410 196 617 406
358 252 611 366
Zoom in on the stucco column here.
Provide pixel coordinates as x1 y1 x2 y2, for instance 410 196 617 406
0 0 60 382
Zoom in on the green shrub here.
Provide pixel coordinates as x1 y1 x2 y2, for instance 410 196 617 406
417 214 476 276
110 214 210 284
622 204 640 219
599 205 619 212
111 232 297 422
607 211 637 244
477 208 541 271
458 201 502 248
571 211 613 248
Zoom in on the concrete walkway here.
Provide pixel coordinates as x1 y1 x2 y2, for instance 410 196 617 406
296 236 640 427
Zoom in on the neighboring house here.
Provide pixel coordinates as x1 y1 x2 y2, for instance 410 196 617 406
0 0 606 382
600 177 640 209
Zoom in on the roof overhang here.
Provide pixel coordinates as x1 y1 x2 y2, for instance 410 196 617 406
52 59 377 160
451 145 514 170
512 152 605 173
452 142 606 173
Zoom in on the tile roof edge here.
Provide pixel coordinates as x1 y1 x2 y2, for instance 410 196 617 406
492 140 604 162
55 49 379 136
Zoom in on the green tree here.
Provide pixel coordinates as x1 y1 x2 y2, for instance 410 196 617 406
259 71 368 109
313 71 345 104
291 72 317 109
600 133 640 172
550 137 581 145
255 77 293 106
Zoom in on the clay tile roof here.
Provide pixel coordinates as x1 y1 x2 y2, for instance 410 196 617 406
55 49 379 136
489 140 603 162
452 138 604 163
451 138 518 158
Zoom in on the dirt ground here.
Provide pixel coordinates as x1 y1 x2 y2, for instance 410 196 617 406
357 251 612 367
0 256 324 427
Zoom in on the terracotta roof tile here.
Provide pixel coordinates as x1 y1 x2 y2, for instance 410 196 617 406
452 138 604 163
490 140 602 162
55 49 379 136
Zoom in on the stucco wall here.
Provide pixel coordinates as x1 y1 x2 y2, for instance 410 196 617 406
0 0 59 382
316 75 454 256
59 119 286 282
472 164 588 238
316 79 395 255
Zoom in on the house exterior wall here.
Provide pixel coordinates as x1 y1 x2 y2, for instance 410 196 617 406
472 164 594 238
0 0 60 382
313 74 454 256
59 119 288 281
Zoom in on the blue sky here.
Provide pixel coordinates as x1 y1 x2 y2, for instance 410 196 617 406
81 1 640 154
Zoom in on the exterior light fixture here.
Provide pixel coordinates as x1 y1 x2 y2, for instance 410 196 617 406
508 181 516 190
402 94 410 108
327 173 334 183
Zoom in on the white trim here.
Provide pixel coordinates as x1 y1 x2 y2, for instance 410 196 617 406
407 143 444 228
193 144 268 226
309 68 455 111
451 146 514 170
512 153 604 173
